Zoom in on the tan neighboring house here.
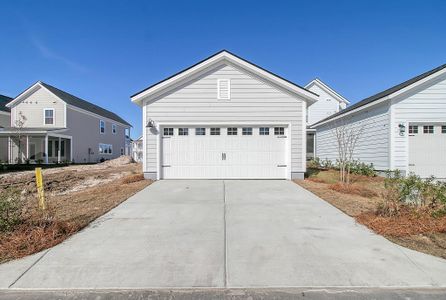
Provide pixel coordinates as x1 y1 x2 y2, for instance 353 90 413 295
0 95 12 162
1 81 131 164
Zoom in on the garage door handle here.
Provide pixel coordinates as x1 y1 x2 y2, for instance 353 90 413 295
222 153 226 160
277 164 287 167
277 136 287 138
409 164 415 166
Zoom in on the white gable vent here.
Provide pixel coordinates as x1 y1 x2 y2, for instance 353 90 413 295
217 79 231 100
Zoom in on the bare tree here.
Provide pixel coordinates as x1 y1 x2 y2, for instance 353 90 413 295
332 119 364 184
13 111 27 164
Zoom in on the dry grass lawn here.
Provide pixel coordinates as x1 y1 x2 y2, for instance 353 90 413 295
295 169 446 259
0 157 152 263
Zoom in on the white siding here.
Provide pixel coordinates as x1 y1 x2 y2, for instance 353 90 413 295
392 74 446 173
315 102 390 170
11 87 65 128
144 63 306 177
307 84 343 125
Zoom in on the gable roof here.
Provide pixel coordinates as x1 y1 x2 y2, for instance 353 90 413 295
305 78 349 104
131 50 319 106
312 63 446 127
0 95 12 113
7 82 131 127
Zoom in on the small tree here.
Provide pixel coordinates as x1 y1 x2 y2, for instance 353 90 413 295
13 111 27 164
332 119 364 184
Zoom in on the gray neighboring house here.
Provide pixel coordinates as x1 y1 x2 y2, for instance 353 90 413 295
0 94 12 162
1 81 131 164
313 63 446 179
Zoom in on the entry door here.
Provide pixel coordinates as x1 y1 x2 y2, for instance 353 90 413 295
161 126 288 179
408 124 446 178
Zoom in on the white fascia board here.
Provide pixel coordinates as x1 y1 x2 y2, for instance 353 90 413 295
131 51 318 106
312 67 446 128
305 79 350 104
6 82 43 108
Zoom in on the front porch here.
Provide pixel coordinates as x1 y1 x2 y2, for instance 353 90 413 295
0 128 72 164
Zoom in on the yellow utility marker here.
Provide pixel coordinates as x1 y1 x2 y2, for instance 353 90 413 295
35 167 46 210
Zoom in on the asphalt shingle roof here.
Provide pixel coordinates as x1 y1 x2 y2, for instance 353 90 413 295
0 94 12 113
40 82 131 127
312 63 446 127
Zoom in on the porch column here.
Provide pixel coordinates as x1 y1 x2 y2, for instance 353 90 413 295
26 135 29 160
44 135 49 164
70 138 73 163
7 136 11 164
57 137 61 163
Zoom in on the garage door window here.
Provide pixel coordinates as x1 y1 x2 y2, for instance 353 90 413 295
227 128 237 135
442 126 446 134
163 128 174 136
259 127 269 135
210 128 220 135
195 128 206 135
423 125 434 134
242 127 252 135
409 125 418 134
274 127 285 135
178 128 189 136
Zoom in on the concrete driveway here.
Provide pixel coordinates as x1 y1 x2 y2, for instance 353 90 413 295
1 180 446 289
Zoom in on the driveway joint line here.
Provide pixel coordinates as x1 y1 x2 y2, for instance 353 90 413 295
8 249 51 288
223 180 228 288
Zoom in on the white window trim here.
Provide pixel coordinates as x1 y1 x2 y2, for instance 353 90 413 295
43 108 55 125
99 143 113 155
100 120 105 134
112 124 117 134
217 79 231 100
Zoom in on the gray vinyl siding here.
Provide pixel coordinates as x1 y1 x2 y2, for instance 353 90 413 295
11 87 65 127
391 74 446 172
0 113 10 161
65 107 127 163
315 102 390 170
144 63 306 175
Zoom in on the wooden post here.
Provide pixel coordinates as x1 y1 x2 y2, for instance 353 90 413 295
35 167 46 210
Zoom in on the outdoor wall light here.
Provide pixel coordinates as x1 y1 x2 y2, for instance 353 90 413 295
398 123 406 136
146 119 155 128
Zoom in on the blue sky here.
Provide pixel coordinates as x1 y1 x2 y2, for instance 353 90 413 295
1 0 445 138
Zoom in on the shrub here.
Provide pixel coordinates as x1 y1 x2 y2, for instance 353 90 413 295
348 160 376 177
0 188 23 232
307 157 321 169
320 159 334 169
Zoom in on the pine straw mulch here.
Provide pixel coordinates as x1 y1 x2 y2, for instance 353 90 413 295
0 168 152 264
295 170 446 259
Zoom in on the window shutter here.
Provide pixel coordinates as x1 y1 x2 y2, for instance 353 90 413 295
218 79 230 99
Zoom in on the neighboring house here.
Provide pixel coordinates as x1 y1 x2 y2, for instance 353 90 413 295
131 136 143 162
131 50 318 180
1 81 131 164
313 63 446 179
0 95 12 162
304 79 350 159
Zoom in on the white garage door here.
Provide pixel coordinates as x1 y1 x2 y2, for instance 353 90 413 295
408 124 446 178
161 126 288 179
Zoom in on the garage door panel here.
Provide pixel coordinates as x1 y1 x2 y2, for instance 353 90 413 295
408 124 446 178
161 126 287 179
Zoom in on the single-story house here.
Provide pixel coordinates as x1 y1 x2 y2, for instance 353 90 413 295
131 50 319 180
312 63 446 179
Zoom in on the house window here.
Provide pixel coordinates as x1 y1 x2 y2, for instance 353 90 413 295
163 128 174 136
442 126 446 134
44 109 54 125
227 127 237 135
217 79 231 100
100 120 105 134
259 127 269 135
178 128 189 136
274 127 285 135
120 148 124 155
61 141 65 157
195 128 206 135
210 128 220 135
242 127 252 135
99 143 113 154
423 125 434 134
112 124 117 134
408 125 418 134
